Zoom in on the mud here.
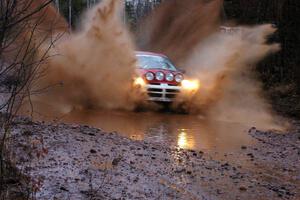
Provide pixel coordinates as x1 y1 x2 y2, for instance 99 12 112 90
3 116 299 200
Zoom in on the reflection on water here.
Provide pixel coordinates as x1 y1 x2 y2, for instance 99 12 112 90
178 130 192 149
60 110 254 151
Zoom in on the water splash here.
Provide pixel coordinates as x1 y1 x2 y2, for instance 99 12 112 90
137 0 284 129
30 0 142 114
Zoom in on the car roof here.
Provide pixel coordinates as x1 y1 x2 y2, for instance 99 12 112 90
135 51 167 58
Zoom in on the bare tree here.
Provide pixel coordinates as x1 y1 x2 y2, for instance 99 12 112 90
0 0 67 197
69 0 72 29
55 0 60 11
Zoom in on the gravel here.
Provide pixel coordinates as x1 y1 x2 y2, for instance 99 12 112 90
2 116 300 200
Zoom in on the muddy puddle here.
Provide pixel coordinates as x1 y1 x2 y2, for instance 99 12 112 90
59 110 254 152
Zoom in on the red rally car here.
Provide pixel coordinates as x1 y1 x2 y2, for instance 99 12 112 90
133 51 199 103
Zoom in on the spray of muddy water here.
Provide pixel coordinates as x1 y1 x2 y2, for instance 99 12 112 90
29 0 142 115
136 0 283 129
24 0 284 130
182 25 281 129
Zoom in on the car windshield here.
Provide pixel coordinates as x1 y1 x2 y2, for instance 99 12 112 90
136 55 177 71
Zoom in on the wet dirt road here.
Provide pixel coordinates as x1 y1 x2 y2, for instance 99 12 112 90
61 110 254 152
6 113 299 200
7 108 299 199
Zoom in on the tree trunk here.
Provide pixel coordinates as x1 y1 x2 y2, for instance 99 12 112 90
55 0 59 11
68 0 72 29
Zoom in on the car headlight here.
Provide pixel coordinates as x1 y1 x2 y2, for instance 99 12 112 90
175 74 184 83
181 80 200 91
166 73 174 81
155 71 164 81
134 77 146 87
145 72 154 81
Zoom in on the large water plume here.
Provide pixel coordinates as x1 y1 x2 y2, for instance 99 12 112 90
29 0 142 115
136 0 223 63
137 0 283 129
22 0 284 129
181 25 281 129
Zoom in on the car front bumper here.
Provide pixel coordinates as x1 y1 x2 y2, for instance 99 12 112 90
145 83 181 102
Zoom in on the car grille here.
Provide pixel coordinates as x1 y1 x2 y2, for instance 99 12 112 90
166 94 177 98
148 93 163 98
168 83 179 86
166 89 180 93
146 84 180 100
148 88 163 92
149 83 180 86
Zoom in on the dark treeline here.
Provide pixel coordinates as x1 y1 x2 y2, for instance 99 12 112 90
126 0 161 29
55 0 161 28
224 0 300 90
54 0 97 28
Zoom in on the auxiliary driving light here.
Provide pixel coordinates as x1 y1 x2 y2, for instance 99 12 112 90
145 72 154 81
175 74 184 83
182 80 200 91
155 71 164 81
166 72 174 81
